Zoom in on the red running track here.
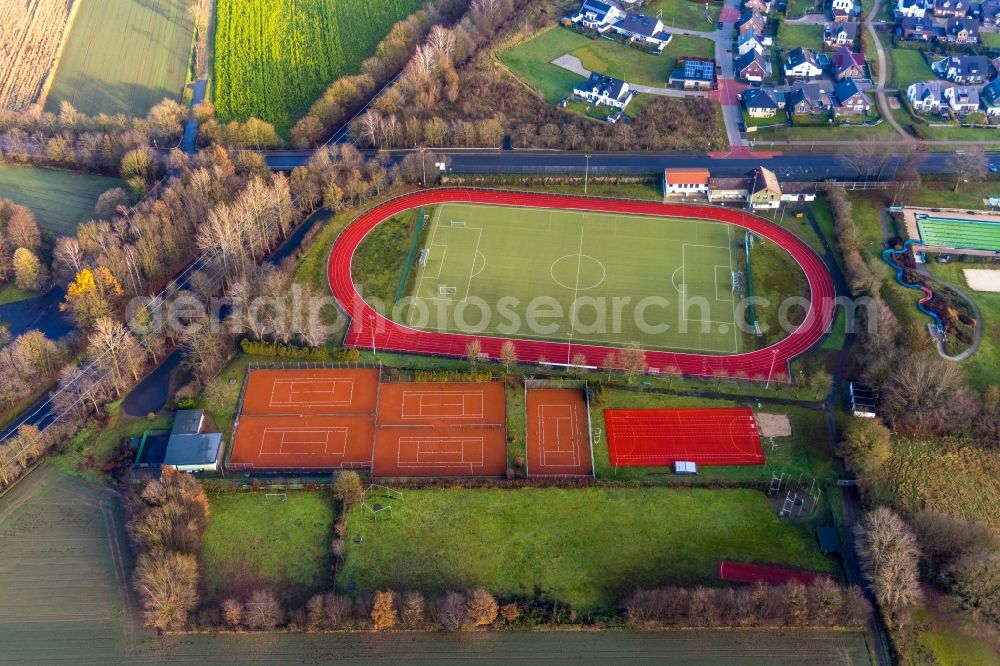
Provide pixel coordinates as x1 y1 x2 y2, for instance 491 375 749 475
719 561 835 586
327 189 837 382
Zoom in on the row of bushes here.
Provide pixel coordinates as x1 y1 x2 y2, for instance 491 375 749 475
240 338 329 360
191 587 576 632
411 369 494 383
624 582 871 629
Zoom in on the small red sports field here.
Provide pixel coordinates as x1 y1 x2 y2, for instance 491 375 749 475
526 388 593 477
228 368 508 477
604 407 764 467
719 561 834 586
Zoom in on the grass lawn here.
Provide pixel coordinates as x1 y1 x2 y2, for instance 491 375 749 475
775 25 824 53
351 207 424 309
46 0 196 117
0 164 121 236
926 261 1000 391
588 388 839 483
0 283 40 306
500 27 714 99
50 402 171 483
337 486 836 609
911 596 1000 666
981 31 1000 48
645 0 721 31
889 47 934 90
785 0 822 17
402 201 746 353
214 0 423 136
201 491 336 606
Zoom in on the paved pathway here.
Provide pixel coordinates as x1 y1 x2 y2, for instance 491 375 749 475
784 13 828 25
863 0 913 140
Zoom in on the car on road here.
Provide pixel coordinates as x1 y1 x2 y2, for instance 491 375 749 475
737 121 746 132
990 163 998 173
717 21 724 29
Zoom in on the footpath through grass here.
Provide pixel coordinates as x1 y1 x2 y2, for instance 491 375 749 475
201 491 336 606
214 0 423 135
46 0 196 116
0 164 120 236
338 486 836 610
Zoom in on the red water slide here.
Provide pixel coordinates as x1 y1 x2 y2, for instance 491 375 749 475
327 189 837 381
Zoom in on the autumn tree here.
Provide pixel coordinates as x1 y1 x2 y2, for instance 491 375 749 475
133 550 200 631
94 187 129 218
838 417 893 478
499 339 516 372
12 247 45 290
62 267 123 328
948 548 1000 625
619 342 648 384
466 588 498 626
4 201 41 251
465 339 482 364
401 592 425 628
332 470 363 505
854 507 921 627
222 599 243 628
371 590 398 630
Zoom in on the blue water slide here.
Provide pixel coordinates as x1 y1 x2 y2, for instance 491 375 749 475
881 240 944 334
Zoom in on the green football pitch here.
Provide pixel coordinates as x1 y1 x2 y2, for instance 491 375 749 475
401 203 747 354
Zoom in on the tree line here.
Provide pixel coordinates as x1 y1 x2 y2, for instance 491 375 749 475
348 0 727 152
0 99 186 174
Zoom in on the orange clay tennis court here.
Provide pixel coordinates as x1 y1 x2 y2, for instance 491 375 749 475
239 368 379 416
228 370 507 476
228 415 376 470
604 407 765 467
525 388 593 477
373 382 507 477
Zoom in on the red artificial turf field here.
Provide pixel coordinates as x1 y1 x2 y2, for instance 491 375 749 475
604 407 764 467
373 382 507 477
719 561 835 586
525 388 593 477
328 189 836 382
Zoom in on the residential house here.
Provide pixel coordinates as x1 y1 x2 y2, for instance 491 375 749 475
663 169 711 197
897 16 946 39
824 22 859 46
744 0 775 13
737 28 768 56
895 0 928 17
907 80 948 112
944 84 981 113
932 55 992 83
571 0 625 30
945 17 981 42
785 47 824 80
975 0 1000 24
735 50 772 81
668 57 717 90
573 73 634 108
742 87 784 117
737 9 767 34
612 12 673 48
831 46 866 80
834 78 873 114
830 0 860 21
747 166 783 209
932 0 970 16
980 78 1000 115
788 83 835 114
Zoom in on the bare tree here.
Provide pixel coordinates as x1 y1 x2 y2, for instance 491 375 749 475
947 145 989 191
619 343 648 384
499 339 517 372
880 352 979 436
244 589 282 630
465 339 482 364
133 550 200 631
854 507 921 627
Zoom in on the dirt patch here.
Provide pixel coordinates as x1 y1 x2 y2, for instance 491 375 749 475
756 413 792 438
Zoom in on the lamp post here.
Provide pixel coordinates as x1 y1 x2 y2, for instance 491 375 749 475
765 348 779 389
368 313 377 360
584 154 592 194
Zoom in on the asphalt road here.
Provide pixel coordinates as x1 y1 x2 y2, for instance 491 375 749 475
261 148 1000 180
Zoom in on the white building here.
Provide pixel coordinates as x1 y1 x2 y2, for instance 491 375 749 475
573 73 634 109
571 0 625 31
